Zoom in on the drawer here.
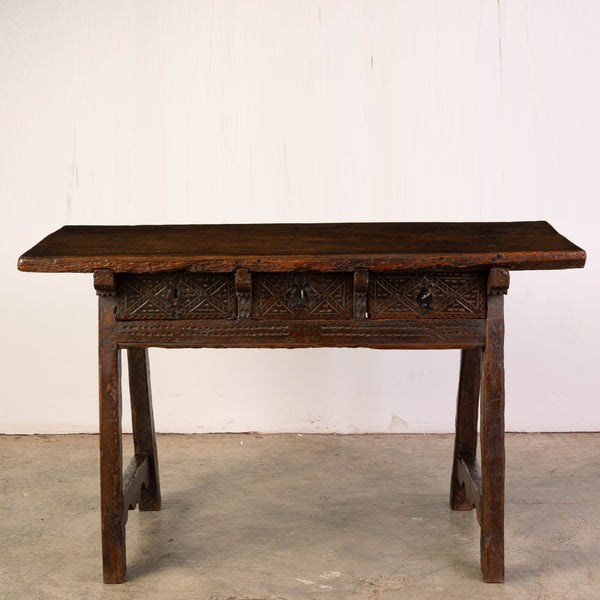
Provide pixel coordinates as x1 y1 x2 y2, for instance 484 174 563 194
367 272 486 319
252 272 353 320
116 270 486 321
116 273 236 320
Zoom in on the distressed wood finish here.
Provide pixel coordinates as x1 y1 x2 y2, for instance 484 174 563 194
122 455 150 518
480 267 509 582
450 348 482 510
94 269 116 296
456 451 483 523
369 272 487 319
353 268 369 319
252 272 354 320
116 270 488 323
18 221 586 274
114 318 486 349
18 222 586 585
127 348 161 511
235 268 252 318
116 273 236 320
97 283 126 584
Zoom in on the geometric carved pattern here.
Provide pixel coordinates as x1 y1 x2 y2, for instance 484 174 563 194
319 320 485 344
252 272 353 320
116 271 486 321
116 320 292 344
115 318 485 348
175 273 235 319
368 272 486 319
116 273 236 320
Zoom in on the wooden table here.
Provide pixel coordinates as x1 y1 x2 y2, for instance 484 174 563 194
18 222 586 584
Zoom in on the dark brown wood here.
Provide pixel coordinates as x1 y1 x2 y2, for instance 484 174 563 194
235 268 252 318
127 348 161 511
94 269 116 296
97 283 126 584
116 270 488 323
480 267 509 583
18 223 586 585
122 455 150 519
456 451 482 523
450 348 482 510
488 267 510 295
369 272 487 319
252 272 353 320
353 268 369 318
117 273 236 320
114 318 486 349
18 221 586 274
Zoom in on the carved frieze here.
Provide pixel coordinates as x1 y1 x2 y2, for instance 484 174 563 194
115 318 485 348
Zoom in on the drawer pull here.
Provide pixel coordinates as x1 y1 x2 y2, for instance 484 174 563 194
416 287 434 312
252 272 353 319
116 273 236 320
292 285 309 309
368 272 486 319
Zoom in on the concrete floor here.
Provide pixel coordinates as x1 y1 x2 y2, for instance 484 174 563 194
1 433 599 600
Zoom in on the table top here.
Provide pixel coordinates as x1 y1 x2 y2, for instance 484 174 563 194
18 221 585 273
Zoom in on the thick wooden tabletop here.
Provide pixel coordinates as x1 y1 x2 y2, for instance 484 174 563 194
18 221 585 273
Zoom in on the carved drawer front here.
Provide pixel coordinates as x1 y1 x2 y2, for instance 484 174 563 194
368 272 486 319
252 272 353 320
116 273 236 320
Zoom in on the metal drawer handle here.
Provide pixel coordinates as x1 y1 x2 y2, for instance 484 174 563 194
292 285 309 309
416 287 434 312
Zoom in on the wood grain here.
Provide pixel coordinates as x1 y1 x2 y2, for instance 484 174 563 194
18 223 586 585
450 348 482 510
98 292 126 584
122 455 150 518
456 450 482 523
18 222 586 273
127 348 161 512
480 268 508 583
114 318 486 349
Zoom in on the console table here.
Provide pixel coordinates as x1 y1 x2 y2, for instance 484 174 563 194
18 221 585 584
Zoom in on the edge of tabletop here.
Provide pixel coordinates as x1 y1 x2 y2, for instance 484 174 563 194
17 222 587 274
17 252 587 274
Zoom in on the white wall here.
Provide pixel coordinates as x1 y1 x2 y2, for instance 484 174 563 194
1 0 597 434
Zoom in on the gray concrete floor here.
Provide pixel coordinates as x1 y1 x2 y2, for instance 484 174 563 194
1 433 599 600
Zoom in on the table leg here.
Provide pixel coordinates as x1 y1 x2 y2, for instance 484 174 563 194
99 293 126 583
128 348 161 511
480 289 506 582
450 348 482 510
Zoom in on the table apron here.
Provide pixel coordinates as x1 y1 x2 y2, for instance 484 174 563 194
114 318 486 349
